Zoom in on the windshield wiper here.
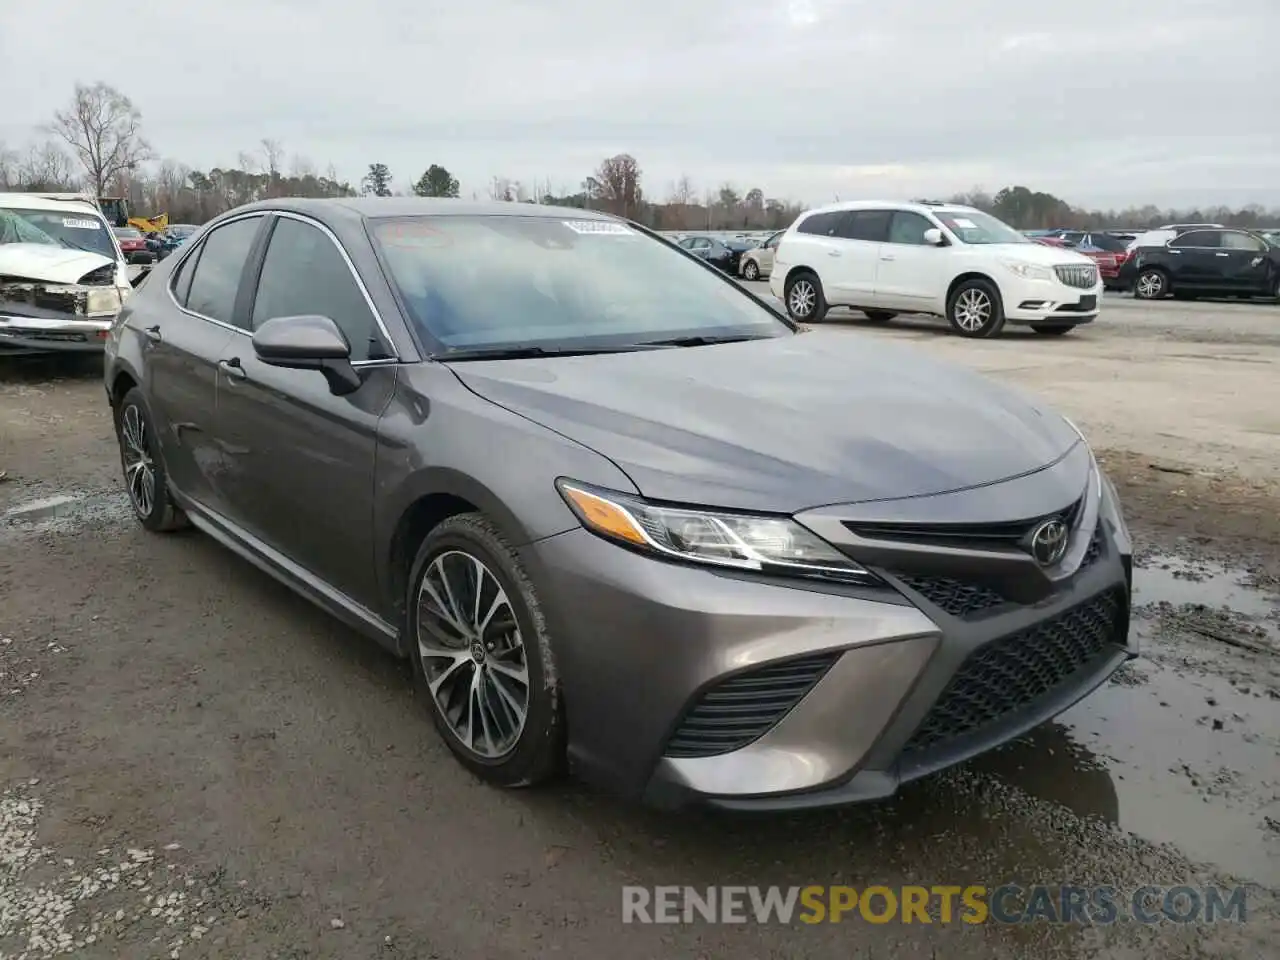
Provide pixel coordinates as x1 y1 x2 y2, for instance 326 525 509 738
634 334 774 347
435 343 675 362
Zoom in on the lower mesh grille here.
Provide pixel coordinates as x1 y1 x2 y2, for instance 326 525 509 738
664 653 839 758
902 588 1125 757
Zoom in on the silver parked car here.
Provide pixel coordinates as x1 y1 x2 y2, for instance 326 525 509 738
104 198 1134 809
739 229 784 280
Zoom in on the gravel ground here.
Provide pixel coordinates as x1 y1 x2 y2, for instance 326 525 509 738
1 297 1278 958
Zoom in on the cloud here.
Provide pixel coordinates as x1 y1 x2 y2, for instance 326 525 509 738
2 0 1278 208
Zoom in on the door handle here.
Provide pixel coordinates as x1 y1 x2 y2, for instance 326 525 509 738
827 250 841 257
880 255 896 261
1215 252 1229 257
218 358 248 381
143 325 162 343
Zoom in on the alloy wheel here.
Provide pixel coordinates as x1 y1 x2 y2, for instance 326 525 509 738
1136 272 1164 299
788 279 816 318
121 404 156 518
954 288 993 332
416 549 529 759
743 260 760 280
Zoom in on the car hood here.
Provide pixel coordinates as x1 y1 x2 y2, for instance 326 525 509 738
0 243 116 284
976 242 1096 267
449 334 1081 513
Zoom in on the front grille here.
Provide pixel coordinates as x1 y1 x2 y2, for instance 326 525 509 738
845 498 1081 553
901 588 1125 757
1055 264 1098 289
897 576 1006 617
664 652 839 758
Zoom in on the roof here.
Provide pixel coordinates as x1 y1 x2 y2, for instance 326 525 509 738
799 199 979 218
0 192 101 214
229 196 620 222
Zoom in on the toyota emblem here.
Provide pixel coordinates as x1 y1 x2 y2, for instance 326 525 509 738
1030 519 1069 566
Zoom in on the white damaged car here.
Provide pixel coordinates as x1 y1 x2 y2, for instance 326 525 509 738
0 193 135 355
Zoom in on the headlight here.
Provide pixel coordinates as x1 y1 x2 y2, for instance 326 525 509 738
557 480 875 582
1002 260 1053 281
85 288 123 318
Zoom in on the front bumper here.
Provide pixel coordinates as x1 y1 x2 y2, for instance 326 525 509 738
524 472 1133 810
0 314 114 354
1000 274 1104 325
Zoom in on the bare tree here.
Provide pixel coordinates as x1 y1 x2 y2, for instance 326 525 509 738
591 154 642 218
0 141 18 189
16 140 78 190
48 82 152 196
488 176 516 201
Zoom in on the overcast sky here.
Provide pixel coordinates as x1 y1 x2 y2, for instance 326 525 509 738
3 0 1278 209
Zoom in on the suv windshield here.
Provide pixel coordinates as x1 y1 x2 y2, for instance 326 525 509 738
0 207 118 259
371 215 790 351
935 210 1029 245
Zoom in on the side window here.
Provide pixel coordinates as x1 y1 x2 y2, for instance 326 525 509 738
836 210 892 242
170 247 199 305
678 238 694 249
1170 230 1220 249
184 217 263 325
797 212 838 236
767 232 782 249
1221 231 1265 252
886 212 934 245
251 217 390 363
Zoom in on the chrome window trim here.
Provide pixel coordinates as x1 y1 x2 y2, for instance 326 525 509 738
165 209 403 364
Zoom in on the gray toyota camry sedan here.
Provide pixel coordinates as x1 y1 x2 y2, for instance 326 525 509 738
103 198 1134 810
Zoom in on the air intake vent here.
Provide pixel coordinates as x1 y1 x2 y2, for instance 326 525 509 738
664 652 839 758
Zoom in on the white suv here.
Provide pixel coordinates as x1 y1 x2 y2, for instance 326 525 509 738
769 200 1104 337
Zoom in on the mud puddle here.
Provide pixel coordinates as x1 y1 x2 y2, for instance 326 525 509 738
977 552 1280 886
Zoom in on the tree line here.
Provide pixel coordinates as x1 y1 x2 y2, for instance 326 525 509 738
2 81 1278 233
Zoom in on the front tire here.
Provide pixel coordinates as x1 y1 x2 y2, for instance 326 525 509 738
742 259 760 281
1134 268 1167 300
114 387 186 532
947 278 1005 338
785 271 827 323
406 513 564 788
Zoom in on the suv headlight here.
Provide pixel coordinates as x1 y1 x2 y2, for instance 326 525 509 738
1002 261 1053 281
557 480 876 583
85 288 124 318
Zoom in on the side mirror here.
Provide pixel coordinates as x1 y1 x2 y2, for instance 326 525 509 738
252 314 362 396
922 228 945 246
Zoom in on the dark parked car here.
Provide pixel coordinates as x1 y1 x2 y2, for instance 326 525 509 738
1131 228 1280 300
676 234 740 273
103 198 1134 810
112 226 156 265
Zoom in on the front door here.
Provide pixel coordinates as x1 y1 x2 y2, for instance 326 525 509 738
143 215 265 510
872 211 950 311
212 214 398 610
1164 230 1223 289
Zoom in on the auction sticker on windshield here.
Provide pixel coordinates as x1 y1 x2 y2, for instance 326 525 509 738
562 221 635 236
951 218 978 229
62 218 101 230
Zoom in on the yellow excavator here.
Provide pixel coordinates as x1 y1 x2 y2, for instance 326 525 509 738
128 212 168 234
93 196 167 235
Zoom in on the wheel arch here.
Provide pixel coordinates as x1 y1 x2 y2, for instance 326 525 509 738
946 271 1001 307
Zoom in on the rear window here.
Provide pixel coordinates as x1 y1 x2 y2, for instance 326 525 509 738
370 215 788 351
0 207 118 260
114 227 143 239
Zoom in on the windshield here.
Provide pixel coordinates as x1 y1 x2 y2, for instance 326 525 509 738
370 215 790 351
935 210 1029 245
0 207 118 259
114 227 142 239
169 224 198 237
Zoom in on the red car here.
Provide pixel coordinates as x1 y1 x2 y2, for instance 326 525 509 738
111 226 156 265
1044 231 1130 290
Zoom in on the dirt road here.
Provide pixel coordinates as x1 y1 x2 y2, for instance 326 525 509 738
2 300 1277 958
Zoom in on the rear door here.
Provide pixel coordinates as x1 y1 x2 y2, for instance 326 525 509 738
211 213 398 609
825 209 891 305
143 215 267 511
1218 231 1272 294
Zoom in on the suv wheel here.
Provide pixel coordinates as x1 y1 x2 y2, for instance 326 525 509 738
861 310 896 324
785 272 827 323
1134 269 1167 299
742 259 760 281
947 278 1005 338
407 513 564 788
114 387 187 532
